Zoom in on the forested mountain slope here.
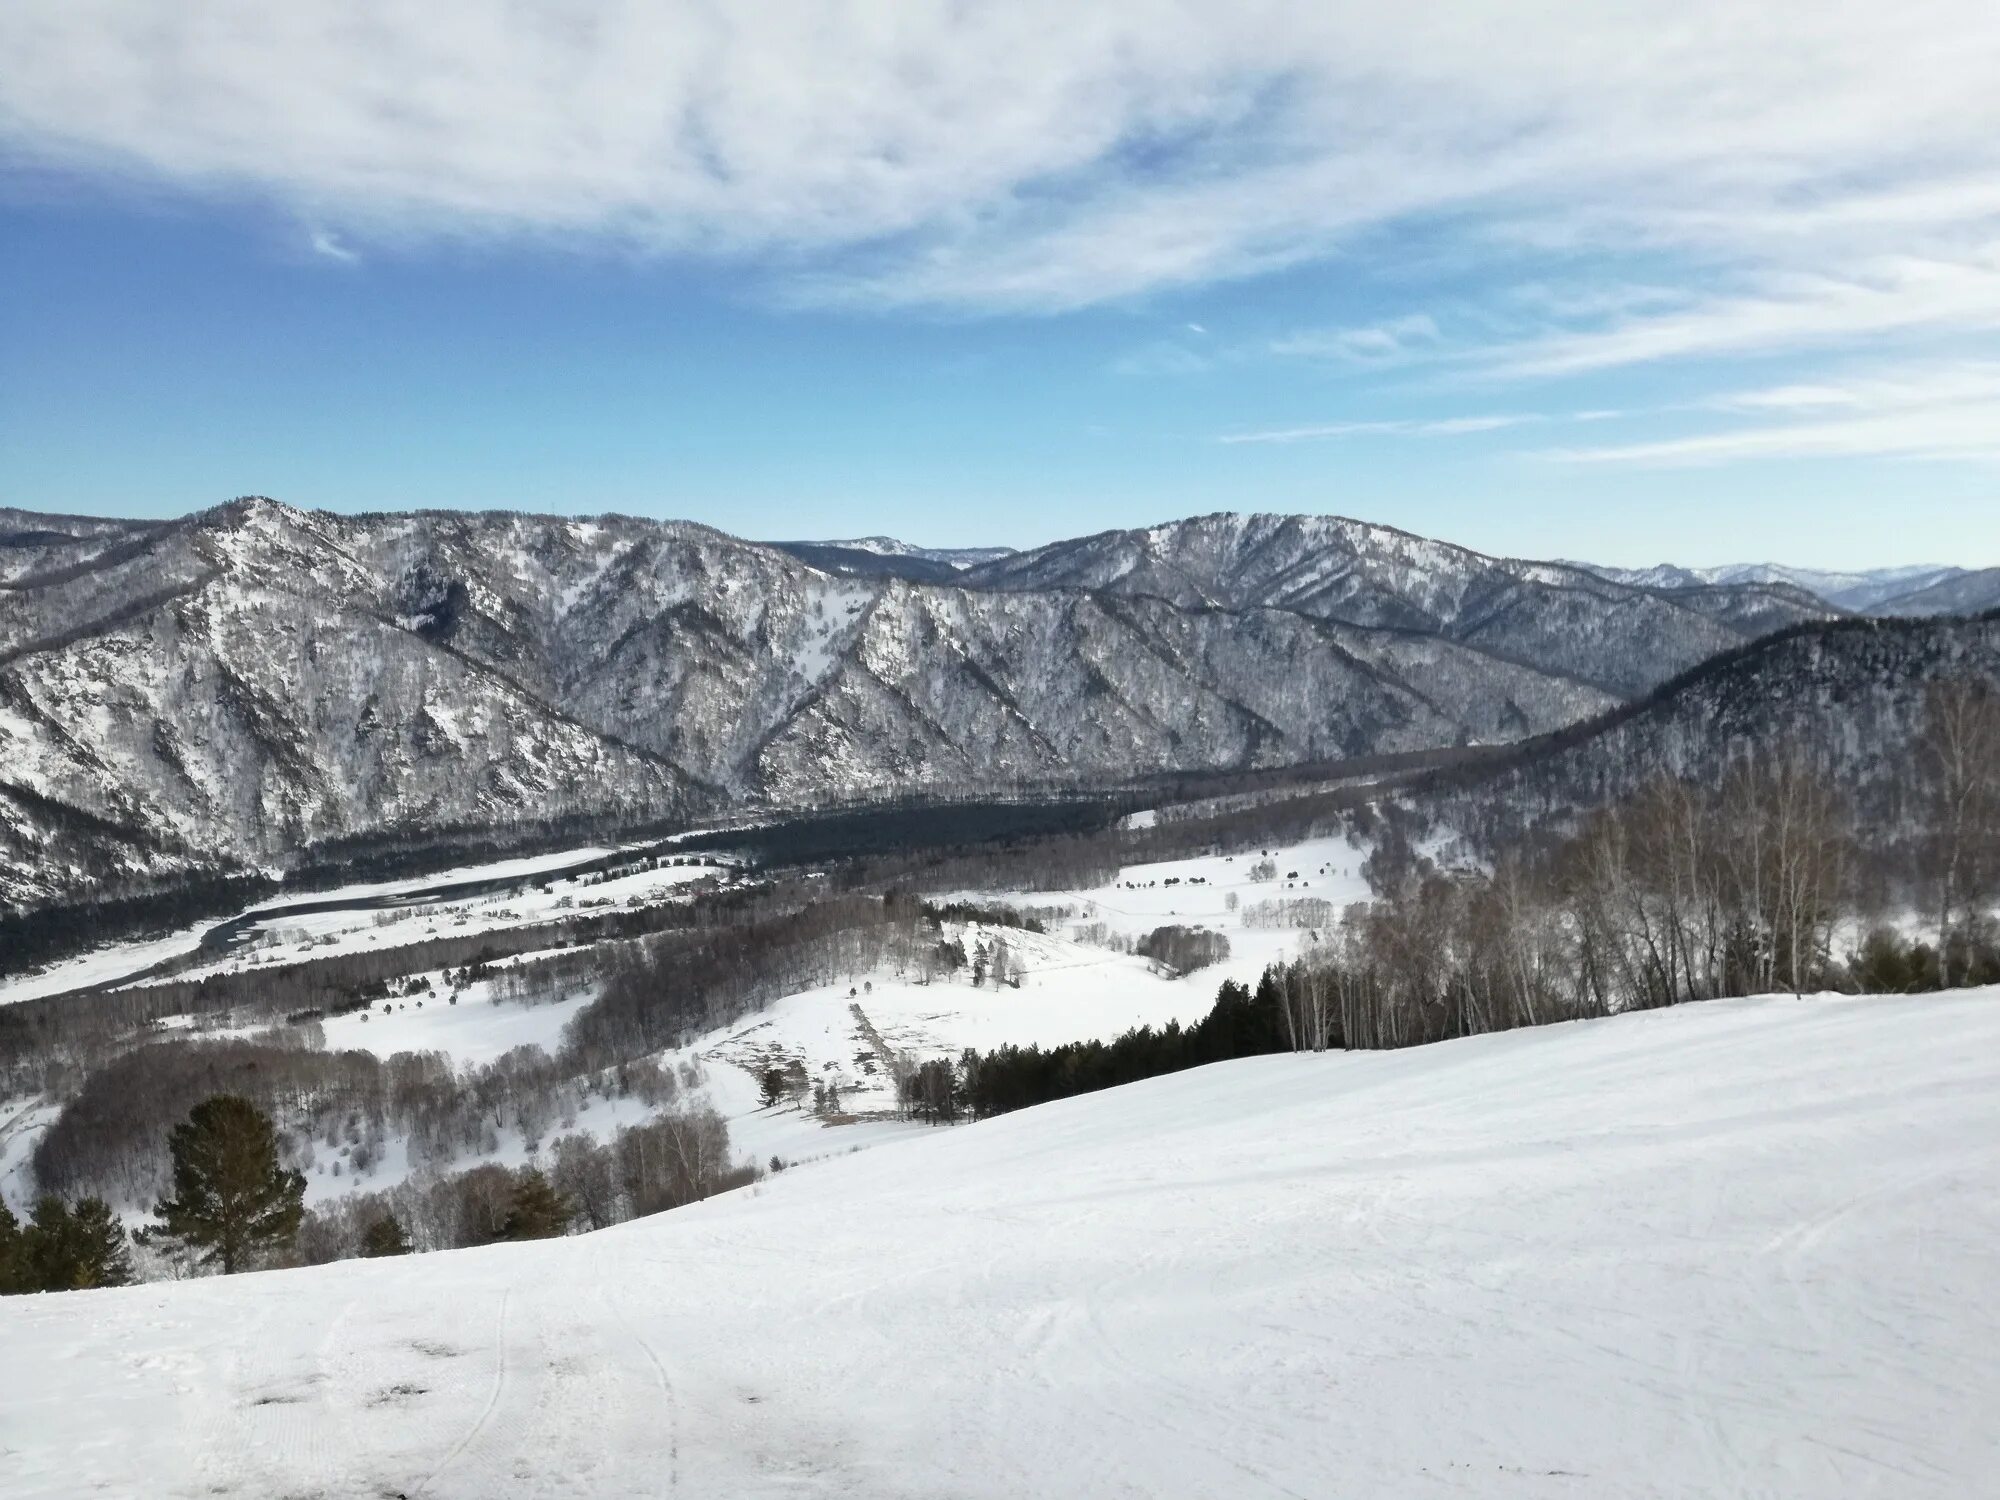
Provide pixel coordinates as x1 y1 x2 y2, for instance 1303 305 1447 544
1578 559 1966 613
0 499 1637 911
960 512 1831 696
1420 610 2000 845
1874 566 2000 618
1 499 1855 913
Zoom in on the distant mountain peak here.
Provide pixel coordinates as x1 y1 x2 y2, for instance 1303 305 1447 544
804 535 1016 568
1573 558 1980 614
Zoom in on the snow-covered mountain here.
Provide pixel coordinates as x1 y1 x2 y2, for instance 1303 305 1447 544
1 499 1650 912
960 513 1831 696
816 535 1016 569
0 502 700 914
769 536 1017 584
1431 609 2000 841
1871 566 2000 618
2 499 1864 913
1577 559 1971 614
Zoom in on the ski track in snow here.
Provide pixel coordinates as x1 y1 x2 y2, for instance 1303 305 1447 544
4 992 1998 1498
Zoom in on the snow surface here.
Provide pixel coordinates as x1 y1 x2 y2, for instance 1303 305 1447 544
192 859 728 983
7 991 1995 1498
317 979 594 1069
0 921 217 1006
660 923 1226 1167
954 834 1372 994
0 1096 58 1212
0 844 732 1006
242 847 623 910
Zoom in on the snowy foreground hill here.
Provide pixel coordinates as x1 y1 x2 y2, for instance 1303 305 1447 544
5 994 1997 1499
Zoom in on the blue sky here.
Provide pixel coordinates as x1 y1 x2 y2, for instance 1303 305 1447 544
4 2 1998 568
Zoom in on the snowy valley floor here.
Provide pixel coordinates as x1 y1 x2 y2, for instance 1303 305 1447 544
4 992 1997 1499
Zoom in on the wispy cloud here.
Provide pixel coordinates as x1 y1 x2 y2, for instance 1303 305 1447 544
1220 413 1539 445
2 1 1996 322
1489 253 2000 378
1542 360 2000 465
1269 313 1443 363
306 227 359 264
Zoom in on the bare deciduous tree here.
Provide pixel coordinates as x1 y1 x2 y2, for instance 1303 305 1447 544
1918 678 2000 987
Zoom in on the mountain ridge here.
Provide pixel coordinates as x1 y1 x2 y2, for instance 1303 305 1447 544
0 497 1863 912
954 510 1833 696
1413 605 2000 848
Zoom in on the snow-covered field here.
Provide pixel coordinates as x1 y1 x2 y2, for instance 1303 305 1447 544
247 916 1241 1195
2 831 1373 1226
666 922 1229 1166
7 991 1994 1499
315 970 593 1068
247 846 626 909
0 844 734 1005
958 832 1372 993
0 920 218 1007
174 859 734 985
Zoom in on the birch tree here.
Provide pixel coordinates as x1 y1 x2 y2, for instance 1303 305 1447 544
1918 679 2000 987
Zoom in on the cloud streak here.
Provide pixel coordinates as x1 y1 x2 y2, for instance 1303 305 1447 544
306 226 358 264
2 1 1996 323
1542 361 2000 465
1268 314 1443 363
1489 253 2000 378
1220 414 1540 444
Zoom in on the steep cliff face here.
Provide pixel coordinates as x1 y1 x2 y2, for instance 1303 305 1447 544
8 497 1840 911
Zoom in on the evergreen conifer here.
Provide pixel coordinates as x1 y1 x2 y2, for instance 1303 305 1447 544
360 1213 413 1258
151 1095 306 1274
26 1196 134 1290
498 1169 572 1241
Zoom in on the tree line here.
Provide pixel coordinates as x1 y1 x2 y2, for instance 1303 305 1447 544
896 972 1294 1123
10 1086 757 1292
296 1105 754 1263
1303 680 2000 1051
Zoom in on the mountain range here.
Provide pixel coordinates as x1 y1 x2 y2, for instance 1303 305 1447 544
0 498 1983 913
1571 559 1997 615
779 527 2000 620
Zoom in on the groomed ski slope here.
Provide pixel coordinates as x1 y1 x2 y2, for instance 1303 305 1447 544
5 993 1997 1499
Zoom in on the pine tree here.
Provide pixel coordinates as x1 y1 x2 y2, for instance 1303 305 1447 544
360 1213 413 1258
69 1198 137 1288
151 1095 306 1274
498 1169 572 1241
0 1199 28 1295
25 1196 134 1291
